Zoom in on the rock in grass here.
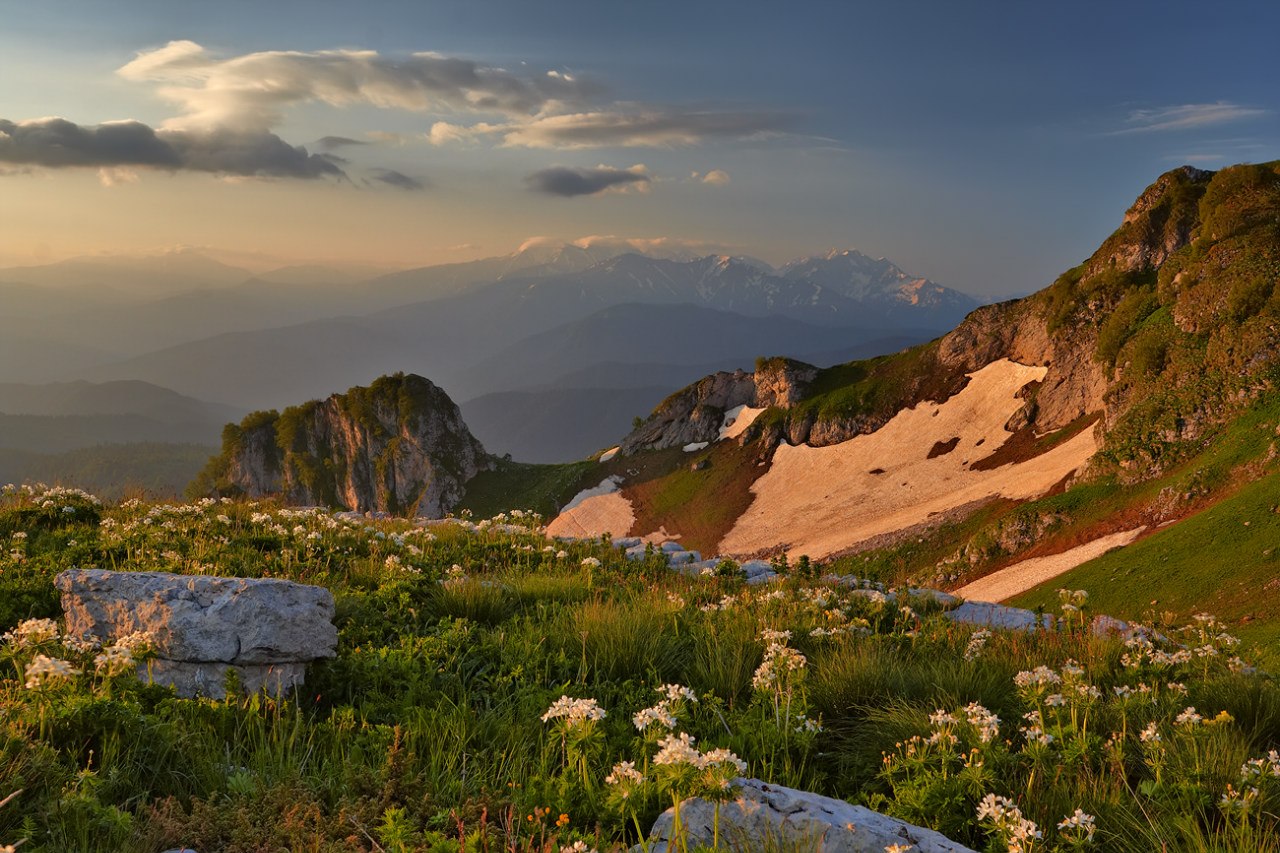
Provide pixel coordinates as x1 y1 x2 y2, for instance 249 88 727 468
56 569 337 698
644 778 977 853
943 600 1053 631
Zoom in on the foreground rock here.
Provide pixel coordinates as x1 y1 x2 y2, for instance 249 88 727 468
646 778 977 853
57 569 337 698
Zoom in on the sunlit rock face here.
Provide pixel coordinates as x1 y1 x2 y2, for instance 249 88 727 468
208 373 491 517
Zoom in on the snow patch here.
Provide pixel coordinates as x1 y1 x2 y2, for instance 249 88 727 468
599 446 619 462
719 359 1098 560
718 405 765 441
683 441 709 452
546 475 634 540
954 527 1146 603
560 476 622 513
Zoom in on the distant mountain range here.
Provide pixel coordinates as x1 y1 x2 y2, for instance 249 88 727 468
1 243 978 461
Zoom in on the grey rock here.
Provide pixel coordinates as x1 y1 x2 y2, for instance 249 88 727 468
645 777 977 853
745 570 779 585
676 560 720 576
58 569 337 664
620 369 756 454
57 569 336 698
659 541 686 553
142 660 307 700
612 537 644 549
904 587 961 608
944 600 1054 632
208 374 490 518
740 559 774 578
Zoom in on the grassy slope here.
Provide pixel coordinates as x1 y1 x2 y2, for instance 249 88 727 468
1011 471 1280 667
0 442 215 501
623 440 768 553
458 458 598 519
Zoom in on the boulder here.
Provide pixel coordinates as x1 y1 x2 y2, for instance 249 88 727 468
645 778 977 853
943 600 1053 632
56 569 337 698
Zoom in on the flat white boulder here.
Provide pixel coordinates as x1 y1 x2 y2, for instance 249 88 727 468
646 778 977 853
56 569 337 698
943 600 1054 631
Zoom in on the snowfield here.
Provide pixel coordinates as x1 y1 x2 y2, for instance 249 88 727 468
719 360 1099 560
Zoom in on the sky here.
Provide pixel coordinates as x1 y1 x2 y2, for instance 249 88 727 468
1 0 1277 297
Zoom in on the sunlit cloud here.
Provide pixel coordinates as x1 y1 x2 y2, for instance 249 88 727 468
693 168 731 185
1112 102 1268 134
525 164 650 197
117 40 597 131
430 110 788 149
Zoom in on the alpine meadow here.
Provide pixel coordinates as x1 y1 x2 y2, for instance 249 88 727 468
3 3 1280 852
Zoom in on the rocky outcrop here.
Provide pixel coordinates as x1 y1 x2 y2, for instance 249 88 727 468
1088 165 1210 275
753 357 818 407
56 569 337 698
646 778 977 853
619 370 756 454
198 373 490 517
935 298 1105 434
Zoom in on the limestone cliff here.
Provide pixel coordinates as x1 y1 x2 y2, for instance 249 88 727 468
193 373 490 517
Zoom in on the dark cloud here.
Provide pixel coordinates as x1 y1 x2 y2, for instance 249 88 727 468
316 135 369 150
0 117 345 180
525 165 650 197
367 168 427 191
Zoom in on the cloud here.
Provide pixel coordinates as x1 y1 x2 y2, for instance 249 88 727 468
98 167 140 187
525 164 650 197
117 40 597 131
316 135 368 150
366 168 427 190
1113 102 1268 134
430 110 789 149
693 168 730 185
0 116 345 180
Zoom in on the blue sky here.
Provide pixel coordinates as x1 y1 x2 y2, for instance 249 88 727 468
1 0 1277 295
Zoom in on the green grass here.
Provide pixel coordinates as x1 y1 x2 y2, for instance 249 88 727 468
1011 470 1280 668
458 458 597 518
3 486 1280 851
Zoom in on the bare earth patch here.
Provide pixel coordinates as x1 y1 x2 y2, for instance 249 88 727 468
720 360 1099 560
954 527 1147 602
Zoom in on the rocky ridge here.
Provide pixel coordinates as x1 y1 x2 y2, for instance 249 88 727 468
195 373 490 517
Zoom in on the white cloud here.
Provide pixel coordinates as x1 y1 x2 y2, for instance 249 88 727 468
428 110 787 149
1113 102 1268 134
693 168 731 185
117 40 596 131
